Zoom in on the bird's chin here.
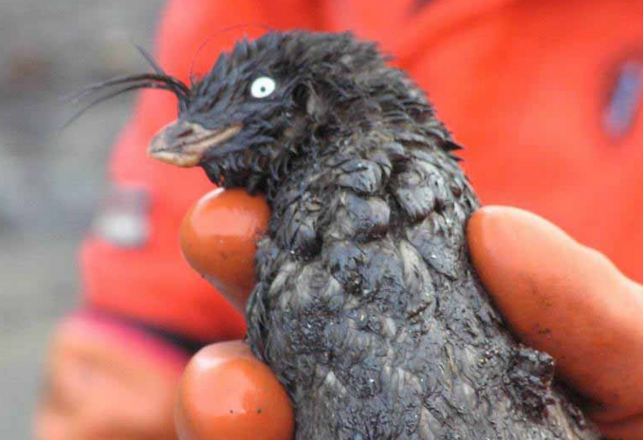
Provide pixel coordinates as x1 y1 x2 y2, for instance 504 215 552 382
201 160 225 185
147 120 242 168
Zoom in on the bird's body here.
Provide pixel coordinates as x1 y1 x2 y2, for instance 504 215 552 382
81 30 599 440
244 76 596 440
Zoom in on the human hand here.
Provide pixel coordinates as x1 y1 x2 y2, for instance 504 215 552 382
34 311 188 440
467 206 643 440
178 192 643 440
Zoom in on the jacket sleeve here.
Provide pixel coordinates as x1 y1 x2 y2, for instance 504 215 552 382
80 0 321 343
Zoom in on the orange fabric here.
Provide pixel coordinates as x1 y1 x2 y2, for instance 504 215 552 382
82 0 643 340
328 0 643 280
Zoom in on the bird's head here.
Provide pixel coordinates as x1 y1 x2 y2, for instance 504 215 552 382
150 31 399 191
75 31 429 192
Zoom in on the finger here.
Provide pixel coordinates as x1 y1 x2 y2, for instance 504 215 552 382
467 206 643 426
34 398 71 440
180 188 271 312
175 341 293 440
35 312 185 440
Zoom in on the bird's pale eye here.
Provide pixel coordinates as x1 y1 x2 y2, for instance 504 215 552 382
250 76 276 98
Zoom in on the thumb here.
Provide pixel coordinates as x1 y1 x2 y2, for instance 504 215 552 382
467 206 643 439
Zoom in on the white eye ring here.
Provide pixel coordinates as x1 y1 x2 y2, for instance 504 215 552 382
250 76 276 98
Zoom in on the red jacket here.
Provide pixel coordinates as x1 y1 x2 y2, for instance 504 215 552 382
82 0 643 341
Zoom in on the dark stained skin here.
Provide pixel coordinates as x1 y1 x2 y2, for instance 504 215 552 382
89 31 601 439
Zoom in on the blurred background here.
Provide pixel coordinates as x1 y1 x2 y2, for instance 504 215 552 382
0 1 164 437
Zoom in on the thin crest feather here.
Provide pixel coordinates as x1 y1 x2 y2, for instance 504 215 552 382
62 73 189 104
62 82 179 129
63 45 191 128
134 44 166 75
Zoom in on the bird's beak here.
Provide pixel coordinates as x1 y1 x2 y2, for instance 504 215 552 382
148 120 242 167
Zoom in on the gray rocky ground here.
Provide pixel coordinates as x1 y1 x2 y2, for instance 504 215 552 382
0 1 164 437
